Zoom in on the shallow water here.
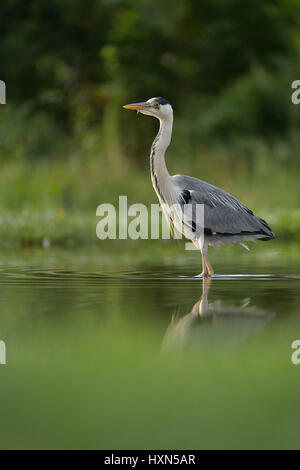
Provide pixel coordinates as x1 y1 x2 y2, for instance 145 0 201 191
0 243 300 449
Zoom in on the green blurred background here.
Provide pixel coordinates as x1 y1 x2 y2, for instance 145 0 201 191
0 0 300 243
1 1 300 450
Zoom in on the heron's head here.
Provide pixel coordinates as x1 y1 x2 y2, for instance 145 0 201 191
123 97 172 121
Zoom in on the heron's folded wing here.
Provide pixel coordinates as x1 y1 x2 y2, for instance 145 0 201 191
172 174 274 237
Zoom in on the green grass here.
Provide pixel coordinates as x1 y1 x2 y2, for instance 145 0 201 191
1 105 300 245
0 205 299 248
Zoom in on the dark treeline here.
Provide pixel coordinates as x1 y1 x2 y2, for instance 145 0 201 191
1 0 300 144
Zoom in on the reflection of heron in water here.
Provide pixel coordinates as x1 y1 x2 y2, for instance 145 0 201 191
162 278 275 351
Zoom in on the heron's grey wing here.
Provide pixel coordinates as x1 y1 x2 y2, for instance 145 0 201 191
172 174 274 238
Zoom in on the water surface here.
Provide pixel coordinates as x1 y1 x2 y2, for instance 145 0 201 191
0 243 299 449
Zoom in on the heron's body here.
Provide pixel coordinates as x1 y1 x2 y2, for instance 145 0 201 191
123 97 274 276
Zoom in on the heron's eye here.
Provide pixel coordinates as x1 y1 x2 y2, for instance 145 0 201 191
154 103 160 109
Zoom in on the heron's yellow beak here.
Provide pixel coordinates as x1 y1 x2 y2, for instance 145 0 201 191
123 102 150 110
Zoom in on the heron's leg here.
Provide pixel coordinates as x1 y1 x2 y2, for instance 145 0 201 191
197 241 209 278
201 252 208 277
206 258 214 276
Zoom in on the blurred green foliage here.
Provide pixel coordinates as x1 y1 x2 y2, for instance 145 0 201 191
1 0 299 135
0 0 300 243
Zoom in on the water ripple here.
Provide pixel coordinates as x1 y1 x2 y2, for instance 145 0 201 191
0 266 298 287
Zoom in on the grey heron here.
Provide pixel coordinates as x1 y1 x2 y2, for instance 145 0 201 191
123 97 275 276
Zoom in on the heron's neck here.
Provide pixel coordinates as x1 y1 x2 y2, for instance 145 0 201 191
150 117 173 200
